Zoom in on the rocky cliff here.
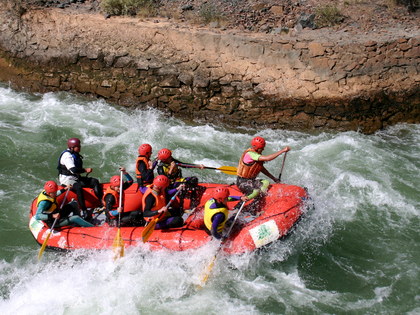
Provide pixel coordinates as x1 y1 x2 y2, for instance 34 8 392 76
0 2 419 133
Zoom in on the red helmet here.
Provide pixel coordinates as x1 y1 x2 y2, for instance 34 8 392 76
251 136 266 150
110 175 121 187
214 186 230 201
158 148 172 161
153 175 170 188
67 137 81 149
44 180 58 194
138 143 152 156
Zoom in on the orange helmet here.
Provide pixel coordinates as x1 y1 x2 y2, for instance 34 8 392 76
44 181 58 194
110 175 121 188
158 148 172 161
251 136 266 150
214 186 230 201
153 175 170 188
138 143 152 156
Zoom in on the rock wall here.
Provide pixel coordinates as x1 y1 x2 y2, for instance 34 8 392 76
0 6 419 133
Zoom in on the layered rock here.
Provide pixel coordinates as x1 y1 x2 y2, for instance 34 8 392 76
0 6 419 133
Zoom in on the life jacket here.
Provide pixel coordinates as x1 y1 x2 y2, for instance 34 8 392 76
142 186 168 222
135 155 152 184
204 198 229 234
160 161 182 183
236 148 264 179
36 191 58 214
57 149 83 176
103 186 120 219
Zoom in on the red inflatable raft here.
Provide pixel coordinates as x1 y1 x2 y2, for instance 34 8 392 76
29 182 311 254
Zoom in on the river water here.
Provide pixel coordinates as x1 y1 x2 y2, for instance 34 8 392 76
0 83 418 314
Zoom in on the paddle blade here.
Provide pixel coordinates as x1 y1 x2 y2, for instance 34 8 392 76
217 166 237 175
38 232 52 261
197 254 217 289
142 218 158 243
113 228 124 259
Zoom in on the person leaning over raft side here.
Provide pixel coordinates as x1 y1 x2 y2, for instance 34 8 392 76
103 168 144 227
237 136 290 200
142 175 184 229
156 148 204 187
135 143 156 193
204 186 248 239
57 137 103 221
35 181 94 228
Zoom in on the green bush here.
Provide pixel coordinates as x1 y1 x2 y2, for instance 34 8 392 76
101 0 157 16
315 5 345 28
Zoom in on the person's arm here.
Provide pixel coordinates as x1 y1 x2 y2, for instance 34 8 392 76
258 147 290 162
156 161 165 176
104 194 119 217
175 158 205 169
61 152 86 175
260 166 278 182
211 213 226 239
122 172 133 189
35 200 54 221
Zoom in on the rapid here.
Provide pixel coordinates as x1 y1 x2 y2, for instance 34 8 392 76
0 83 419 314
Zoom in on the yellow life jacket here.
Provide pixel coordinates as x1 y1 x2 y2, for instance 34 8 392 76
236 148 264 179
36 191 58 214
161 161 182 183
204 198 229 234
142 186 168 222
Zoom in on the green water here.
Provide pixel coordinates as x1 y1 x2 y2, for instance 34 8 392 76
0 84 418 314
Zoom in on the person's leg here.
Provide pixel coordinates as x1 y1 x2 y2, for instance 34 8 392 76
72 181 87 211
80 177 103 202
58 215 94 227
156 216 183 229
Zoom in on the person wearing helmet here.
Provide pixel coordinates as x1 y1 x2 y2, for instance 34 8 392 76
237 136 290 200
57 137 103 221
156 148 205 210
204 186 248 239
156 148 204 186
35 180 94 228
141 175 184 229
135 143 156 193
103 167 144 226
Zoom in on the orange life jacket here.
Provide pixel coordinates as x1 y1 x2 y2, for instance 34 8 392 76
135 156 151 181
141 186 168 222
236 148 264 179
103 186 120 211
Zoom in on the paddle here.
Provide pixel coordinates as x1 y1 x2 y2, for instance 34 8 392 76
142 188 182 243
176 163 237 176
38 188 70 261
278 151 288 182
198 201 246 288
113 170 125 259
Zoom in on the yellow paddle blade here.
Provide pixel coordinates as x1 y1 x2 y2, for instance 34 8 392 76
217 166 237 175
142 218 158 243
38 232 52 261
113 228 124 259
197 254 217 289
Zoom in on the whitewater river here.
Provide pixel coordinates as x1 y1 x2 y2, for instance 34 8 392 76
0 83 418 314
